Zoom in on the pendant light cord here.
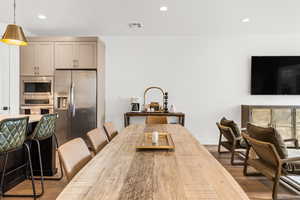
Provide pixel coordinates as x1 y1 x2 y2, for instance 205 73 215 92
13 0 16 24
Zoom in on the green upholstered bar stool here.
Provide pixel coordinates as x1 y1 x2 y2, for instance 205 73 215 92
0 116 40 199
28 113 63 196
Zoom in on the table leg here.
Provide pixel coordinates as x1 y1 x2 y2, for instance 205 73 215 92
124 114 127 127
127 116 130 127
124 115 130 127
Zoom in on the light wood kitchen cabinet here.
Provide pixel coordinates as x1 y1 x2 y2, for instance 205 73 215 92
20 42 54 76
55 42 97 69
54 42 76 69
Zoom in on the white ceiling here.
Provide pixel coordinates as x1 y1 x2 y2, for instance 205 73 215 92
0 0 300 36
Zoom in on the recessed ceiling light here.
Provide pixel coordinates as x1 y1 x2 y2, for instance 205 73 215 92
160 6 168 12
38 14 47 20
128 22 143 29
242 18 250 23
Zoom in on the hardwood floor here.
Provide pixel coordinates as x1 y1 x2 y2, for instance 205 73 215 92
2 145 299 200
206 145 300 200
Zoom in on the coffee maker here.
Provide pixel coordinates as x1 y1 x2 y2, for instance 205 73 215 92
130 97 140 112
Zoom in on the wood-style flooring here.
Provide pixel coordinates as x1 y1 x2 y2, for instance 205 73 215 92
2 146 299 200
206 145 300 200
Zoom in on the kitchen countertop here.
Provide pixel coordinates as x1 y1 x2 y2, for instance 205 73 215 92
0 114 42 123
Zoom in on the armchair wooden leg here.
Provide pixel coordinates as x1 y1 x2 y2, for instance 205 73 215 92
243 162 249 176
231 151 245 166
272 174 280 200
230 150 235 165
243 148 262 176
217 134 222 153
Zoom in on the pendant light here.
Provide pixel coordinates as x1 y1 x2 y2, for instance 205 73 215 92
1 0 27 46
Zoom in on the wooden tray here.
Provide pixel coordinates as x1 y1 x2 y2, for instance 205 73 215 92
136 132 175 150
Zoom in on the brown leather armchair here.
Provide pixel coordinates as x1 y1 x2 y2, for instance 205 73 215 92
242 133 300 200
216 122 246 165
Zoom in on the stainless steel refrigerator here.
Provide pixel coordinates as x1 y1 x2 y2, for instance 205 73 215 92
54 70 97 145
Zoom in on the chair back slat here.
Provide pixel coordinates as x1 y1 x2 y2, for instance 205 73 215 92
216 123 235 143
243 133 280 167
86 128 108 154
145 116 168 124
58 138 92 181
0 117 28 152
103 122 118 141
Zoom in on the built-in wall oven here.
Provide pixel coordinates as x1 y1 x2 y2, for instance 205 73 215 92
20 76 54 114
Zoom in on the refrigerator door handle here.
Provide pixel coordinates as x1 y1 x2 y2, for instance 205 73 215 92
70 82 76 117
72 82 76 117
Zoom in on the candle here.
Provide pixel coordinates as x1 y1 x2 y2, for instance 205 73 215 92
152 131 159 144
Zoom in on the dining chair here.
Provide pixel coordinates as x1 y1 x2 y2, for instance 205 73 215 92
58 138 92 181
0 117 39 199
242 132 300 200
216 122 246 165
145 116 168 124
103 122 118 141
86 128 108 154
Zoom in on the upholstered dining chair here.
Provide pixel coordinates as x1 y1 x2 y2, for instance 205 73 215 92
103 122 118 141
58 138 92 181
242 132 300 200
86 128 108 154
145 116 168 124
216 122 246 165
0 117 39 199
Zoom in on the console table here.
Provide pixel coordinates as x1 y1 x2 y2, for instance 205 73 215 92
124 112 185 127
241 105 300 144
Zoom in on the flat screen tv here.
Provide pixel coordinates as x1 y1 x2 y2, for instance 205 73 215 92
251 56 300 95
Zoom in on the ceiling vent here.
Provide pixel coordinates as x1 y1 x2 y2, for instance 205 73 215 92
128 22 143 29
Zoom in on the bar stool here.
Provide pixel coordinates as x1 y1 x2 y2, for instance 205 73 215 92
28 113 63 196
0 117 39 199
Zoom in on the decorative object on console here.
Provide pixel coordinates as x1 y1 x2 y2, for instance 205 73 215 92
170 104 176 113
143 86 165 112
163 92 169 113
1 0 28 46
149 102 160 111
130 96 140 112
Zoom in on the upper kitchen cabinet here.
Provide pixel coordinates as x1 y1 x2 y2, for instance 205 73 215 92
55 42 97 69
20 42 54 76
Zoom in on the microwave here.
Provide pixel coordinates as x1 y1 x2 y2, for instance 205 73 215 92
21 76 53 95
21 76 54 106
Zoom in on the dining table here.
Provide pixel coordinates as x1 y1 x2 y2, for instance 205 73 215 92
57 124 249 200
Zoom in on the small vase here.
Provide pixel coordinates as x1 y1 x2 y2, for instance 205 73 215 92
170 104 176 113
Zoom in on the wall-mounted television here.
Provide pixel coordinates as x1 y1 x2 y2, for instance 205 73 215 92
251 56 300 95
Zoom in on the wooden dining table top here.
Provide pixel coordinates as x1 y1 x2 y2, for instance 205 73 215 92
57 124 249 200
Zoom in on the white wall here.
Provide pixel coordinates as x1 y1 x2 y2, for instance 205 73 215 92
0 23 20 114
104 34 300 144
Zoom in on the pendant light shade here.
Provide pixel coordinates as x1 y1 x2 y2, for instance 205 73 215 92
1 24 27 46
1 0 27 46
